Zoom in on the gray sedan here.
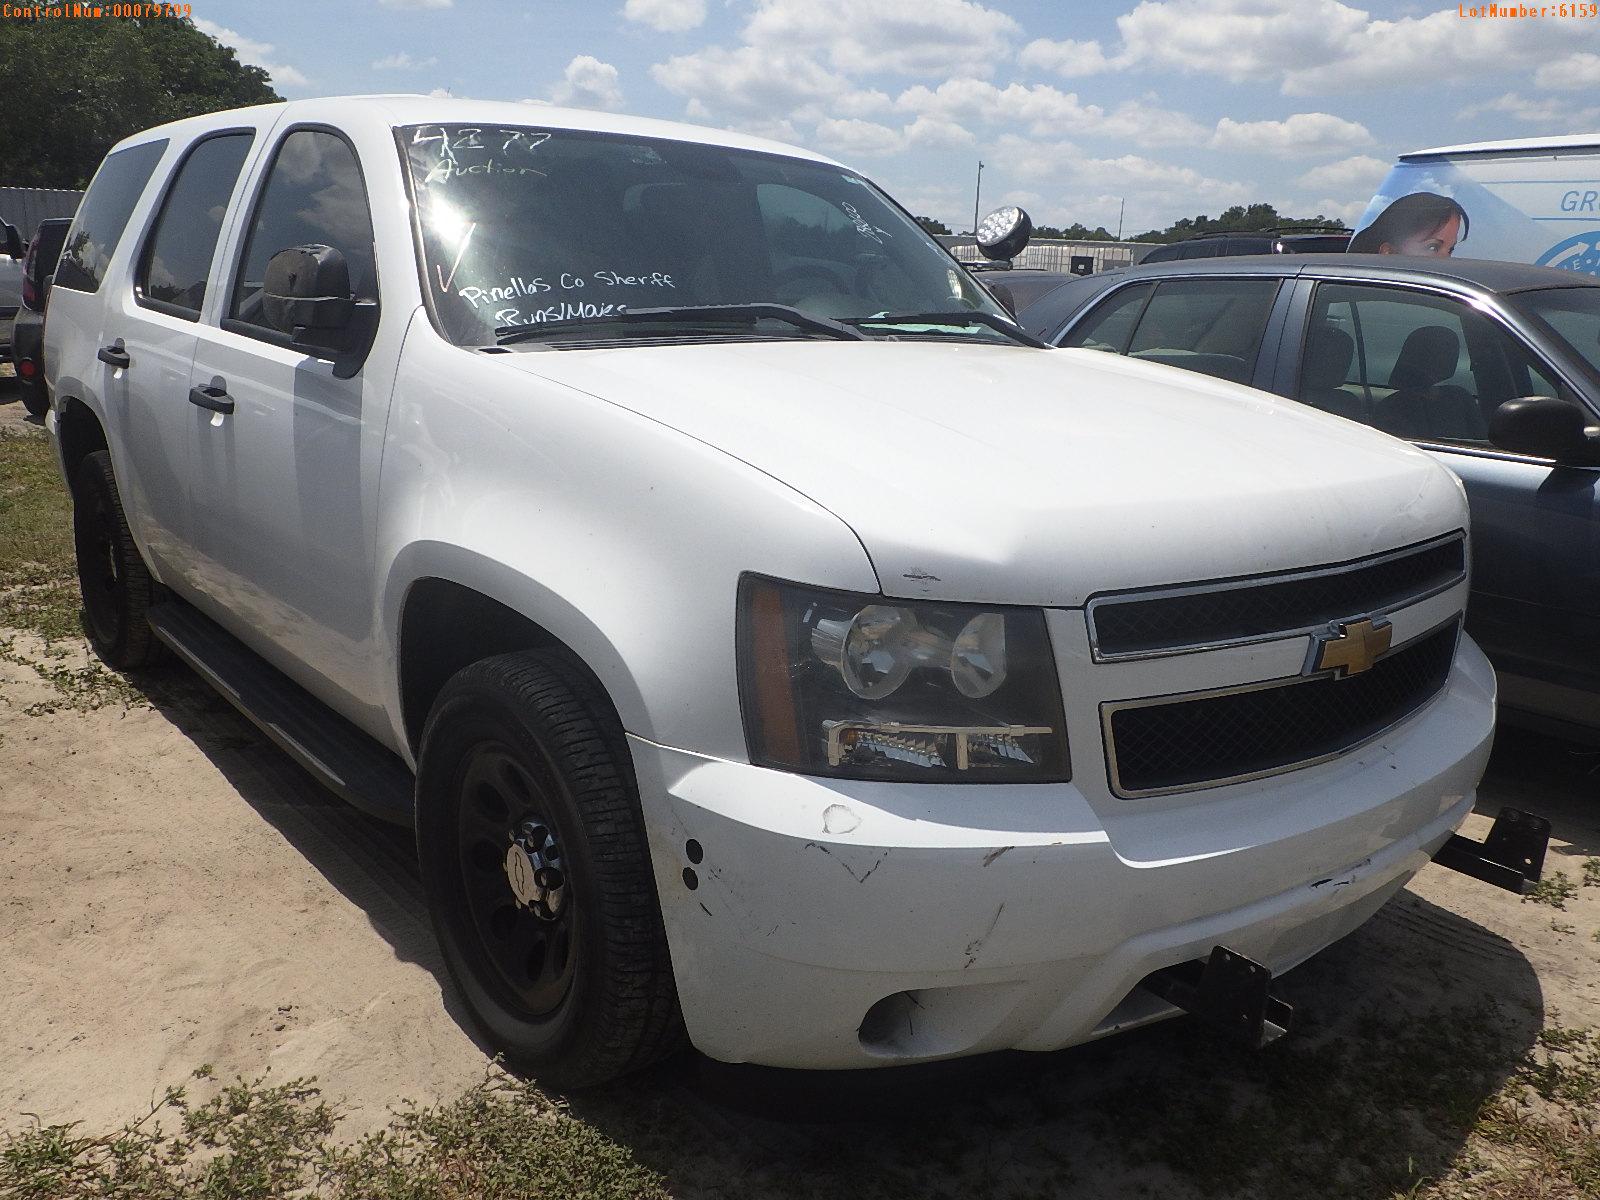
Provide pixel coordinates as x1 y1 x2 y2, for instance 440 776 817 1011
1020 254 1600 741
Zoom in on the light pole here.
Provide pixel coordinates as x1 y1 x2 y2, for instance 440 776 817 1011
973 160 985 237
1117 197 1125 241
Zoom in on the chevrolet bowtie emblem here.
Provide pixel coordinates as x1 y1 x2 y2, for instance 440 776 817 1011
1309 617 1393 678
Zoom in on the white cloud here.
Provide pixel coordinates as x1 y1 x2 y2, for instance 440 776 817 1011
1211 112 1372 157
623 0 706 32
652 45 887 123
742 0 1020 77
378 0 452 8
194 18 308 87
1294 155 1388 194
904 114 975 148
1017 36 1118 77
371 51 437 70
545 55 625 111
1077 0 1581 96
1536 52 1600 91
814 118 906 158
894 79 1203 147
1463 93 1600 126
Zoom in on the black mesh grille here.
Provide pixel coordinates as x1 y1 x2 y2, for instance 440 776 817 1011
1106 622 1458 795
1091 537 1464 658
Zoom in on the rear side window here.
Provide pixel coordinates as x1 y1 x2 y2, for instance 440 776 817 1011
1060 283 1153 353
54 139 169 294
228 128 377 336
136 132 255 320
1123 278 1279 383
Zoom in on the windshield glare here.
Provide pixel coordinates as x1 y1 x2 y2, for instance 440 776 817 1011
400 124 1005 345
1517 287 1600 378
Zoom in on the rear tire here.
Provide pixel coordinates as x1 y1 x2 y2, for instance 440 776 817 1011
72 450 165 669
416 650 682 1090
19 385 48 420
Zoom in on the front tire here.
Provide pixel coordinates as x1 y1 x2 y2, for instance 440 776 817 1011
72 449 164 669
416 650 682 1089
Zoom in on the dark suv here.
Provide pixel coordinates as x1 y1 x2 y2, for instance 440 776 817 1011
1020 253 1600 741
1139 228 1351 264
9 218 71 418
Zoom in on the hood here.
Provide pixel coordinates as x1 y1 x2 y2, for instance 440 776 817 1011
499 340 1467 607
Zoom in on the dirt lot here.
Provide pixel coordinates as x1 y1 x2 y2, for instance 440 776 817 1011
3 390 1598 1198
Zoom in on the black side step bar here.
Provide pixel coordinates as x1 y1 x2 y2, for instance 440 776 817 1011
1142 946 1292 1049
148 601 416 827
1432 806 1550 895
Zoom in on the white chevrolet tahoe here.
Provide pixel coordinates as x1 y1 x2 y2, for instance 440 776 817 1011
44 97 1509 1089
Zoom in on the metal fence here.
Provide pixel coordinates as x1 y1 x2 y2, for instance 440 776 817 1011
939 236 1153 274
0 187 83 238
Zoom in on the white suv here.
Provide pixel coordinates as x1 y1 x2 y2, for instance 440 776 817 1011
44 96 1500 1088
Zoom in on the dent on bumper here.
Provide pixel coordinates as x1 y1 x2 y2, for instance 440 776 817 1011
629 639 1496 1070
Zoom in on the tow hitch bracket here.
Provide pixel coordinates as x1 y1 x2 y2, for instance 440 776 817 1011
1142 946 1292 1049
1432 806 1550 895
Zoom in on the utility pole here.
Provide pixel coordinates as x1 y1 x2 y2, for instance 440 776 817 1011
973 160 985 237
1117 197 1125 241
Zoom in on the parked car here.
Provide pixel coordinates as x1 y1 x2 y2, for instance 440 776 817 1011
1139 228 1351 264
1021 253 1600 742
0 219 24 358
45 98 1524 1088
10 217 72 418
1356 134 1600 274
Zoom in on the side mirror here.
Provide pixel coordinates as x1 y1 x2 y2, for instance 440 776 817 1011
986 280 1017 317
262 244 375 378
1489 396 1600 466
2 222 22 260
975 206 1032 263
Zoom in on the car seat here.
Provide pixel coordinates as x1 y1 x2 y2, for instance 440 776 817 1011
1373 326 1486 441
1298 325 1363 420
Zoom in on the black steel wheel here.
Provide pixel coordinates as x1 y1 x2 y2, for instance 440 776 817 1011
72 449 164 669
416 650 682 1089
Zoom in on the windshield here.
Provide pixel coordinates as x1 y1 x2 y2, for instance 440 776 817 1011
1516 287 1600 378
399 123 1007 346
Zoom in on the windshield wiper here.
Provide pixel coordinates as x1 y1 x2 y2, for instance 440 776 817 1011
494 303 866 346
840 311 1048 348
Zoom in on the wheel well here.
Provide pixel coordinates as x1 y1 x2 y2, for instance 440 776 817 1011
398 578 621 754
57 397 108 485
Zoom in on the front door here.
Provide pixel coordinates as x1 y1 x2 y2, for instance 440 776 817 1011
185 126 399 727
1292 280 1600 726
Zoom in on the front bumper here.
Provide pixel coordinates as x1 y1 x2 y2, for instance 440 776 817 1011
628 635 1496 1070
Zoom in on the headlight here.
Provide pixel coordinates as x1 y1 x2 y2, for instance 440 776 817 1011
737 576 1070 783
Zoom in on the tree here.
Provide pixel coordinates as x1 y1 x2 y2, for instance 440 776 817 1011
1128 203 1347 244
0 16 280 189
915 215 951 236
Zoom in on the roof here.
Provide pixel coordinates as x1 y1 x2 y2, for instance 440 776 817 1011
115 94 840 168
1072 253 1600 294
1401 133 1600 159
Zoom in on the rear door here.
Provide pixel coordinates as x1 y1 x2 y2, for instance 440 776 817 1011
1057 274 1288 389
106 128 264 583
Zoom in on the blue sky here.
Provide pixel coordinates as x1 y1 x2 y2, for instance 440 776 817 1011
192 0 1600 236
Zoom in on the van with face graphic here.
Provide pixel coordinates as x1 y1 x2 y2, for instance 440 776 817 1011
1356 135 1600 274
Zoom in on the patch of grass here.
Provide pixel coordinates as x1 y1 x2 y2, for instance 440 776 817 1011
1582 858 1600 888
0 427 79 642
0 1068 670 1200
0 428 147 712
1525 870 1579 910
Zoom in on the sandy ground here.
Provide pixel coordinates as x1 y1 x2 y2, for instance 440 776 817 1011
2 386 1599 1185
